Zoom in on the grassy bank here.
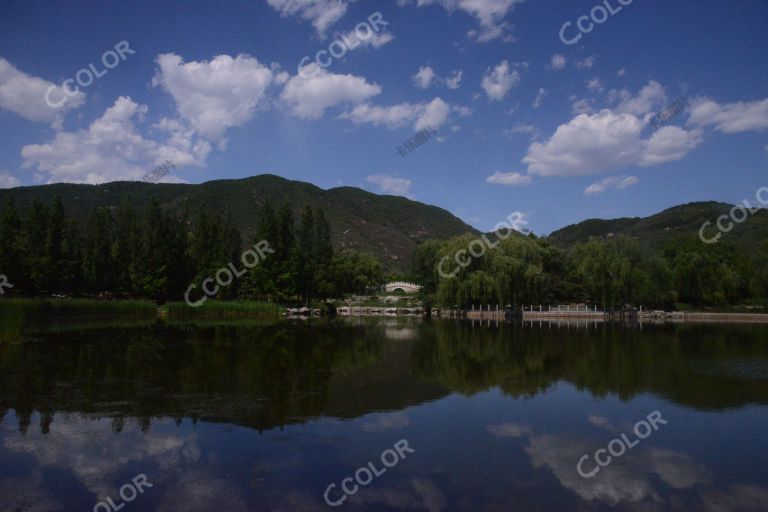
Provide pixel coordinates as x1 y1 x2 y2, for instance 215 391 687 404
164 300 283 318
0 298 157 341
0 298 156 319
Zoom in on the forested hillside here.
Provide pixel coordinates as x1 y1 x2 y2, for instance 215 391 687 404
0 197 384 302
0 175 477 271
413 203 768 310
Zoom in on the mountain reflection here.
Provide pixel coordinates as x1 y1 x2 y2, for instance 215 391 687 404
1 318 768 434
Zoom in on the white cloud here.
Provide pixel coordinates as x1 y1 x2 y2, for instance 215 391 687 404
519 81 705 177
0 170 21 188
339 28 394 49
587 77 603 92
612 80 667 116
412 67 463 90
617 68 626 76
0 58 85 127
416 97 451 130
640 125 703 165
575 55 596 69
523 109 702 177
413 66 436 89
152 53 273 140
282 64 381 119
266 0 351 37
404 0 525 42
482 60 525 101
366 174 413 198
486 171 532 186
533 87 547 108
21 96 211 184
687 97 768 133
452 105 472 117
571 98 593 115
584 175 638 195
446 70 463 89
341 102 419 128
340 97 450 131
550 54 566 70
505 123 538 140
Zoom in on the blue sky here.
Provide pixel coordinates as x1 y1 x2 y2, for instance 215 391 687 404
0 0 766 234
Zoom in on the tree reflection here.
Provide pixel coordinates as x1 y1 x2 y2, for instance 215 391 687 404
1 319 767 434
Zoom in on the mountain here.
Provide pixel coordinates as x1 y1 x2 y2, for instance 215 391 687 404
0 174 478 271
546 201 768 250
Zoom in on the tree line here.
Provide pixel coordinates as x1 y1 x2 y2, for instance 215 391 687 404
0 197 383 303
412 231 768 310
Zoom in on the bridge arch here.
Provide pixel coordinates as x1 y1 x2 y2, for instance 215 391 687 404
383 281 422 293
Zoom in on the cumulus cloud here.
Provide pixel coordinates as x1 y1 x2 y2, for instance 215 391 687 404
575 55 596 69
412 67 463 90
641 125 703 165
405 0 525 42
340 97 450 131
584 175 638 195
416 97 451 130
550 54 566 70
482 60 525 101
413 66 436 89
533 87 547 108
282 64 381 119
611 80 667 116
587 77 603 92
266 0 351 37
523 109 702 177
517 82 764 178
486 171 532 186
0 58 86 127
0 170 21 188
152 53 274 140
339 28 394 49
366 174 413 198
445 70 463 89
687 97 768 133
504 123 539 141
571 98 593 115
21 96 210 184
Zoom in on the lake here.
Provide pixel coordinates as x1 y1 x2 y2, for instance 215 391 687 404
1 317 767 511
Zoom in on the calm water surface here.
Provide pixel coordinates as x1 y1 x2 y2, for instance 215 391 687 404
1 317 768 511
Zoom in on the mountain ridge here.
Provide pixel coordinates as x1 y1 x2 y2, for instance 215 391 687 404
0 174 479 271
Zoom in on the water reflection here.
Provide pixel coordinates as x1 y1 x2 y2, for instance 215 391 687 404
0 317 766 511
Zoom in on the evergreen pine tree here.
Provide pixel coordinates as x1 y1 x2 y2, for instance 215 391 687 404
295 206 315 302
0 200 23 289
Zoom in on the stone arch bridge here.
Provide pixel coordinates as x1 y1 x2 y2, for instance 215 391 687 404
383 281 422 293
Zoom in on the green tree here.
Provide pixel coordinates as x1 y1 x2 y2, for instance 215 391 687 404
83 209 114 294
295 206 315 302
0 201 23 289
